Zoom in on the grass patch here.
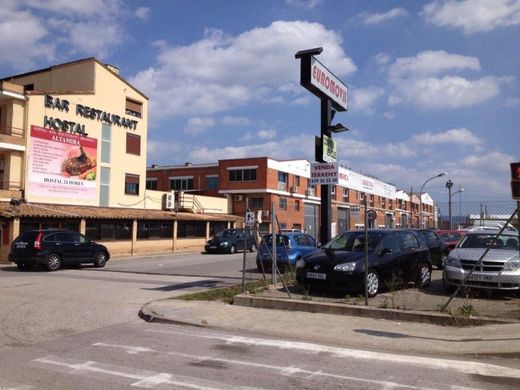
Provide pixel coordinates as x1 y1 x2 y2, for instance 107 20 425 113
175 280 269 303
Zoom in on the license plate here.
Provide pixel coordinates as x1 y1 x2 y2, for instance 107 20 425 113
209 246 217 249
307 272 326 280
15 243 27 249
467 273 493 281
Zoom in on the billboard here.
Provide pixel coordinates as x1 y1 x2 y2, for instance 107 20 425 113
27 125 98 200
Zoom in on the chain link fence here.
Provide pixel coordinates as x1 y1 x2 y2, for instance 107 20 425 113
245 199 519 320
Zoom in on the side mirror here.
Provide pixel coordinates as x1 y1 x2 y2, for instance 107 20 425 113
316 242 321 248
379 248 392 256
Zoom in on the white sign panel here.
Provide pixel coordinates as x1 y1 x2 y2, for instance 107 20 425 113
310 57 348 111
245 211 255 227
310 162 338 185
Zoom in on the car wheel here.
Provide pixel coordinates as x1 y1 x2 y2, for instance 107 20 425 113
416 262 432 289
366 269 380 298
442 272 456 294
16 263 32 271
249 244 256 253
229 245 236 254
93 251 108 268
45 253 61 272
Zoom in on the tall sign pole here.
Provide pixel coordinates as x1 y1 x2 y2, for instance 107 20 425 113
296 47 348 244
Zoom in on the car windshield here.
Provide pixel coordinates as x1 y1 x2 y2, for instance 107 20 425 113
220 230 237 238
262 235 289 246
323 232 384 252
458 234 519 250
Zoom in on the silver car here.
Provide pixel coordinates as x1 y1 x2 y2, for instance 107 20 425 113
443 230 520 292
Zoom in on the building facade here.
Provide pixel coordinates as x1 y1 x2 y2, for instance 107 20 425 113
0 59 240 263
147 157 437 241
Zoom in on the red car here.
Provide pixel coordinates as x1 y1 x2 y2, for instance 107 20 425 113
436 230 467 251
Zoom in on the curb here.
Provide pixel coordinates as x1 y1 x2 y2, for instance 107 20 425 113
138 303 210 328
233 294 513 327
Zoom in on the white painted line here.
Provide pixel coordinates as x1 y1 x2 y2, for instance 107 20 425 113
146 328 520 380
32 355 267 389
94 342 436 390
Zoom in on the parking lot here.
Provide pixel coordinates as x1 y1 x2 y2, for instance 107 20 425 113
259 269 520 321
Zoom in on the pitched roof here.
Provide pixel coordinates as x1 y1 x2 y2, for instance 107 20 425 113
0 202 241 222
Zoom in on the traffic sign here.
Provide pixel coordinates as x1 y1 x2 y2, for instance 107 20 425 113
245 211 255 227
511 162 520 200
367 209 377 221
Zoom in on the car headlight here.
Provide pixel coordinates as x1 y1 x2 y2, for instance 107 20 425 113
445 255 461 268
220 242 228 247
334 262 356 272
295 259 305 269
503 260 520 271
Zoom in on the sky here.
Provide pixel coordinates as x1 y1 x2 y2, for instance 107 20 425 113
1 0 519 203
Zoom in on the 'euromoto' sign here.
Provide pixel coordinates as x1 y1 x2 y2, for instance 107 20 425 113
299 56 348 112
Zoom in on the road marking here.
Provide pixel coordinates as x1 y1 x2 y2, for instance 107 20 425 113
146 328 520 380
32 355 266 389
94 342 436 390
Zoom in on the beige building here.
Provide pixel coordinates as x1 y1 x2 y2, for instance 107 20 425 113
0 58 240 263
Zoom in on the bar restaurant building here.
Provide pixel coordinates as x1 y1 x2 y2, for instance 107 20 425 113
0 58 240 263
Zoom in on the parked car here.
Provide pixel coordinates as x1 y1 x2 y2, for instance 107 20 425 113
405 229 448 269
256 232 317 272
437 229 467 252
296 229 432 297
443 230 520 293
8 229 110 271
204 228 256 254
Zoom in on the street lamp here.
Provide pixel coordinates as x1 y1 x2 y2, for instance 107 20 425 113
419 172 448 228
446 179 454 229
451 185 464 228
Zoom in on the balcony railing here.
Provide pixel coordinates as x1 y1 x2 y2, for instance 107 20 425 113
0 126 24 137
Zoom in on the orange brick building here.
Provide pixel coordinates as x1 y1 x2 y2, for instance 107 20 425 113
147 157 436 240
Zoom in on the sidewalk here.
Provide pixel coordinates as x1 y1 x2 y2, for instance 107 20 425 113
140 294 520 358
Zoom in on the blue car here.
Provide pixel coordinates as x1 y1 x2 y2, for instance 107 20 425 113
256 232 318 272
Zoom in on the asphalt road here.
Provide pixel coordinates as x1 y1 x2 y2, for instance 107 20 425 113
1 253 518 389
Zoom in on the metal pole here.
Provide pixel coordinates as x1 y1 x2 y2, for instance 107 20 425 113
319 98 333 244
459 187 462 228
364 196 368 306
448 186 452 230
271 201 276 285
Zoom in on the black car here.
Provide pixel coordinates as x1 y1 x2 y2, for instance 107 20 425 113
205 228 256 254
296 229 432 297
9 230 110 271
405 229 448 269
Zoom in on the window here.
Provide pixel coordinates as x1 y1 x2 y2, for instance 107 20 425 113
206 175 218 189
169 177 194 191
294 176 300 187
331 186 336 195
249 197 263 209
294 200 300 211
279 197 287 210
137 221 173 239
125 174 140 195
24 84 34 92
229 168 256 182
100 167 110 206
177 221 205 237
146 178 157 190
101 124 111 164
125 98 142 118
369 194 375 206
380 234 401 254
278 171 288 191
126 133 141 155
399 231 420 250
85 220 132 241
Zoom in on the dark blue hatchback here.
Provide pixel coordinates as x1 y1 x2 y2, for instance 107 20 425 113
296 229 432 297
256 232 317 272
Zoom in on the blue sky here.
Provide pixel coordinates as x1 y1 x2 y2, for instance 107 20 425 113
1 0 519 202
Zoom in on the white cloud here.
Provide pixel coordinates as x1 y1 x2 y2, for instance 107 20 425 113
135 6 150 20
286 0 323 8
183 116 215 134
389 50 481 80
387 51 503 109
130 21 356 119
222 116 251 126
373 52 391 66
257 129 277 139
422 0 520 34
360 7 409 25
351 87 385 113
412 128 483 148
